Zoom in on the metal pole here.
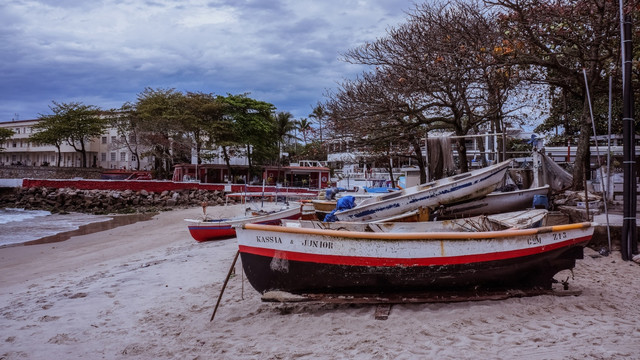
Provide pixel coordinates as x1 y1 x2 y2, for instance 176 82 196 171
608 77 613 202
583 69 611 251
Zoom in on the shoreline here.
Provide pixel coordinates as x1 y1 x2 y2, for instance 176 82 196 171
0 212 157 249
1 205 639 359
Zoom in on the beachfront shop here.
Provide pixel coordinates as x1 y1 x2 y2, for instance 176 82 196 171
172 163 330 189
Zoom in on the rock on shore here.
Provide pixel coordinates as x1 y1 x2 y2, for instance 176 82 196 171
0 187 233 214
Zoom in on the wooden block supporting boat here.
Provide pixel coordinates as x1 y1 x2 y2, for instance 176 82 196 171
261 288 583 305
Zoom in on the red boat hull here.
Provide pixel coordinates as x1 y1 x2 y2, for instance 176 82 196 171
188 225 236 242
188 213 301 242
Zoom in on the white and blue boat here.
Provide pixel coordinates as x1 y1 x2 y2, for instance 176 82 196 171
332 160 513 222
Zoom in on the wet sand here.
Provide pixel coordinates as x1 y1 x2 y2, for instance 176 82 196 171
20 213 156 247
1 204 639 359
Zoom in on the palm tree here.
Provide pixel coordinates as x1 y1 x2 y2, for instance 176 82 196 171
296 118 312 144
309 104 326 145
273 111 298 163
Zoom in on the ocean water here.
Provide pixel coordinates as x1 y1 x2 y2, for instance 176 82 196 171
0 208 113 247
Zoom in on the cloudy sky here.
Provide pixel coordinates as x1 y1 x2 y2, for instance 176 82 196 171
0 0 415 123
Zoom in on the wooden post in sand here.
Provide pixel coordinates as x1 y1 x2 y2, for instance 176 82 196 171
210 250 240 322
201 201 208 219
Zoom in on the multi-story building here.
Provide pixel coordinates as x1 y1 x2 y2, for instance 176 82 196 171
0 119 153 170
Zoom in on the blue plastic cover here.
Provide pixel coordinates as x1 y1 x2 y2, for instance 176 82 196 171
324 195 356 222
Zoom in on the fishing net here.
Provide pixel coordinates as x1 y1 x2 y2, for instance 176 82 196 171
428 137 455 180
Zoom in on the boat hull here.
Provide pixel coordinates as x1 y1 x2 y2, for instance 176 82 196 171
236 222 594 294
188 224 236 241
186 206 301 242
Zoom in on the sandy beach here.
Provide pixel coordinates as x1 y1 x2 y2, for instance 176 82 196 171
1 204 639 360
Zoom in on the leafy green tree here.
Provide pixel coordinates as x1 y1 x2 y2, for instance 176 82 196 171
0 128 14 152
135 88 187 179
221 94 276 179
180 92 226 167
38 101 107 167
29 116 66 166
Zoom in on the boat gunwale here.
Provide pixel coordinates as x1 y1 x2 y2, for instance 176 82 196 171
242 221 595 240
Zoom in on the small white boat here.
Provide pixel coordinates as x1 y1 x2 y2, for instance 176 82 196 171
185 204 301 242
333 160 513 222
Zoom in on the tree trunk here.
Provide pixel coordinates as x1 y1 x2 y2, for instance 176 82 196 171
572 100 592 190
456 137 469 173
221 145 234 181
411 139 428 184
56 146 62 167
80 140 87 167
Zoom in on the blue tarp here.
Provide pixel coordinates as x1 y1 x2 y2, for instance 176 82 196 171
323 195 356 222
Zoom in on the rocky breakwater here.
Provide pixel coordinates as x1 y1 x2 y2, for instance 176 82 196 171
0 187 233 214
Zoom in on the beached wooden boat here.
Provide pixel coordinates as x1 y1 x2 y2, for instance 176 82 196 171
235 218 594 294
311 199 337 213
185 205 301 242
282 209 549 233
332 160 513 222
435 185 551 219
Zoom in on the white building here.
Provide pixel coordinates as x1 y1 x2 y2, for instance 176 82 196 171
0 119 153 170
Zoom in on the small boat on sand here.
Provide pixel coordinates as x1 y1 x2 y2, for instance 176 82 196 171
332 160 513 222
235 217 595 294
185 205 301 242
435 185 551 219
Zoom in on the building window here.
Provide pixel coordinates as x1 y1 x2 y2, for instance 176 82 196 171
111 136 116 143
131 154 137 162
120 152 126 161
110 152 116 161
102 136 107 144
15 128 20 134
101 153 106 161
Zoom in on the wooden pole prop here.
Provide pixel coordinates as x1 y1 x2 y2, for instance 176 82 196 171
210 251 240 322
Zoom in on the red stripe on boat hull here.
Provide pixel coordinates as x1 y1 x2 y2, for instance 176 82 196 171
238 235 591 267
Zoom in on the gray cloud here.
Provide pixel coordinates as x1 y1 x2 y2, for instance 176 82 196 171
0 0 412 121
